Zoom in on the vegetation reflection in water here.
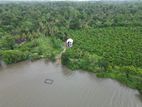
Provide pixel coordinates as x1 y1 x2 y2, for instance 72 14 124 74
0 60 142 107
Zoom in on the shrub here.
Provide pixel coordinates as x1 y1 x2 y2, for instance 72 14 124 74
0 50 28 64
120 66 138 75
97 59 109 72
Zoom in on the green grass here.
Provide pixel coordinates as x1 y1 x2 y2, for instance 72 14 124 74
0 36 63 64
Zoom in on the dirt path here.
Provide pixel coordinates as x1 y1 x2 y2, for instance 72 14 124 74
55 46 66 64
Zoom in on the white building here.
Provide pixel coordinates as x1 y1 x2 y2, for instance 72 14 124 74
66 38 73 48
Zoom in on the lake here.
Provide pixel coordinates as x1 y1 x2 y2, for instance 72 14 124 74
0 60 142 107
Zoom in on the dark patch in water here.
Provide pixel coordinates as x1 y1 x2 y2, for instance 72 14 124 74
136 93 142 101
44 79 54 85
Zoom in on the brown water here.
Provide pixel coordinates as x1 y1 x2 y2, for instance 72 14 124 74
0 60 142 107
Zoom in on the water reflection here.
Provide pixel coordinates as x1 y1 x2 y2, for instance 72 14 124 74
135 93 142 101
0 60 7 69
61 65 75 77
0 60 141 107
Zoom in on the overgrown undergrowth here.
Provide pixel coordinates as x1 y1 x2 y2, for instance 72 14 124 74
0 1 142 94
0 36 63 64
61 27 142 94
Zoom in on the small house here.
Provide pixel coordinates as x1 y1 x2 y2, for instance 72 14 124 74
66 38 73 48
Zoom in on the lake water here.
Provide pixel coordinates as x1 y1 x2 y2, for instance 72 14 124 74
0 60 142 107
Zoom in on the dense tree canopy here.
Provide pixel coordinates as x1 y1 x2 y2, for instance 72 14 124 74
0 1 142 93
0 1 142 34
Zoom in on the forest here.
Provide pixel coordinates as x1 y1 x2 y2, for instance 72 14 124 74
0 1 142 93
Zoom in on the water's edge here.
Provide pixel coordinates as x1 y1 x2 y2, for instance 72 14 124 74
0 60 142 107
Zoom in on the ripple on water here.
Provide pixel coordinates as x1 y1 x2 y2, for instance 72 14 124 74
0 60 142 107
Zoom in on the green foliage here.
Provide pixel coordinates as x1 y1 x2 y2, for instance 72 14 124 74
0 2 142 34
67 27 142 68
0 50 28 64
61 27 142 92
0 35 16 50
0 1 142 93
0 35 63 63
18 36 63 61
120 66 138 75
97 59 109 72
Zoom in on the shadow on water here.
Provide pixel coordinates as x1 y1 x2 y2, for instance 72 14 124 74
135 93 142 101
43 59 51 64
86 71 106 83
61 65 75 77
0 60 7 70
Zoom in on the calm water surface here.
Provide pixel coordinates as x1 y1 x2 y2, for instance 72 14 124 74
0 60 142 107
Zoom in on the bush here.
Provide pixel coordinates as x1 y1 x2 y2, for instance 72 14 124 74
120 66 139 75
61 52 70 66
97 59 109 72
0 50 28 64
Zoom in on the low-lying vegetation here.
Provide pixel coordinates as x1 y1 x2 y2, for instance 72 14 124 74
62 27 142 92
0 1 142 93
0 35 63 64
